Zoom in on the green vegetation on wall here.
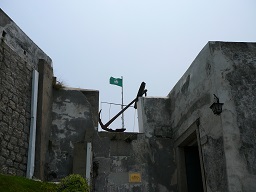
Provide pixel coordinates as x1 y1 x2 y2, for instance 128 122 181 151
0 174 89 192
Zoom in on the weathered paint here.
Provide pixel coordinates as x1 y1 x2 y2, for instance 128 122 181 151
138 41 256 191
137 97 172 138
92 132 176 192
47 89 98 180
166 42 228 192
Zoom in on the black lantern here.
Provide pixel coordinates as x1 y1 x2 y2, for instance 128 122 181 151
210 94 223 115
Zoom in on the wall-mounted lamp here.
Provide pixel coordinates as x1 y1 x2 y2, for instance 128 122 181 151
210 94 223 115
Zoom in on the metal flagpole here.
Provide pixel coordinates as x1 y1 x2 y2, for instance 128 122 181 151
121 76 124 129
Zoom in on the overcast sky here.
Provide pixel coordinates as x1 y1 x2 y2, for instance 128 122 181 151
1 1 255 132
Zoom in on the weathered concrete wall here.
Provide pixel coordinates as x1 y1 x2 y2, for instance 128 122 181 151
137 97 172 138
93 132 176 192
213 42 256 192
47 89 98 181
66 88 99 140
164 41 256 191
167 42 228 192
80 90 99 129
34 59 53 180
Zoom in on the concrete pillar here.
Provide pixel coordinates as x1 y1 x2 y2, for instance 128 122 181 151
34 59 53 180
86 142 92 183
73 142 87 178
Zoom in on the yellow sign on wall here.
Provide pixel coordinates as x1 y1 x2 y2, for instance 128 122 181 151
129 173 141 183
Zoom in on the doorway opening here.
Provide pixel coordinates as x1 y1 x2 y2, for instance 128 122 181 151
175 121 206 192
184 142 204 192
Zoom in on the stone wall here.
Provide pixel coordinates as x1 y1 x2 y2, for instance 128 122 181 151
0 9 53 178
0 41 33 176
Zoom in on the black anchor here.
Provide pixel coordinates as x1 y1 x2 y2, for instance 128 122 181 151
99 82 147 132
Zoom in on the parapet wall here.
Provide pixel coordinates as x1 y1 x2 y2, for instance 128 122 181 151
92 132 176 191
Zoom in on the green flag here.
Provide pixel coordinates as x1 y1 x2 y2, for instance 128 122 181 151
110 77 123 87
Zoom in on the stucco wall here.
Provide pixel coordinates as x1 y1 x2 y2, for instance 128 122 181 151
214 42 256 192
137 42 256 192
166 41 256 192
93 132 176 192
47 89 98 181
137 97 172 138
167 42 228 192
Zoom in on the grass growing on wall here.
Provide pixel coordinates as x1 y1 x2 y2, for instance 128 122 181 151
0 174 90 192
0 174 57 192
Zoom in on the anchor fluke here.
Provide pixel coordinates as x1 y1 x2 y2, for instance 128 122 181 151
98 110 126 132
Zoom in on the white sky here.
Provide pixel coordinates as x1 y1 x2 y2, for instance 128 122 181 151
1 1 255 132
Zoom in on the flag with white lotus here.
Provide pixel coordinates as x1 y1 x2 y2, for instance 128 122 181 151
109 77 123 87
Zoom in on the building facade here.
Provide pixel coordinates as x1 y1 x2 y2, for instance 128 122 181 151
1 8 256 192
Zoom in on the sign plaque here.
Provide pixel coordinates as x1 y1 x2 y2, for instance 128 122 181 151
129 173 141 183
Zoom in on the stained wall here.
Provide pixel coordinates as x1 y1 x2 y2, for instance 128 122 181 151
138 41 256 192
47 89 98 180
92 132 176 192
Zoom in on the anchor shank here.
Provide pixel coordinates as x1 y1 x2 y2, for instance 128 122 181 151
104 97 137 128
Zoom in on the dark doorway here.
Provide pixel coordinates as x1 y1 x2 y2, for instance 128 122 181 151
184 146 204 192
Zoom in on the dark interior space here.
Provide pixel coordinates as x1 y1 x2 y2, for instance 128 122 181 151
184 146 204 192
